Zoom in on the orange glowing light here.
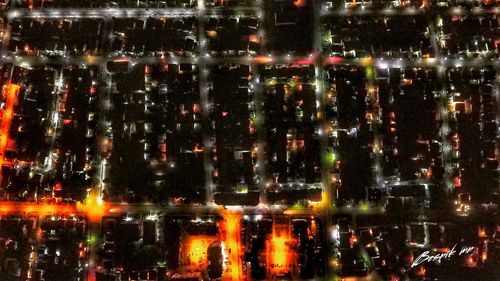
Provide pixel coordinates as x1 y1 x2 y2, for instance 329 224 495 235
220 211 243 281
254 56 274 64
478 228 487 238
0 204 12 213
0 83 20 177
426 168 432 178
77 193 106 222
269 227 296 275
310 219 317 237
272 235 288 267
466 255 476 267
309 191 329 210
207 30 218 38
417 266 426 277
294 0 306 7
22 205 36 213
249 35 260 44
350 234 358 246
481 252 487 262
189 238 207 264
40 204 57 215
182 236 214 271
113 58 129 63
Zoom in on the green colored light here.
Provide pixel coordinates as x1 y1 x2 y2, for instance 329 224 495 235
87 234 96 245
323 34 332 43
359 202 370 212
365 66 374 79
250 114 262 126
326 151 336 167
265 78 277 87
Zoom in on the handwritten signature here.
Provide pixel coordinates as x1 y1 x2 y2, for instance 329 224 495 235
411 244 475 268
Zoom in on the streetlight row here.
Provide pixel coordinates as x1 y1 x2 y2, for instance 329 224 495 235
1 6 497 19
2 54 499 69
2 7 262 19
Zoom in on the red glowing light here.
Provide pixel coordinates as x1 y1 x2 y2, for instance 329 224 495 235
53 183 62 191
325 56 345 64
295 58 314 65
193 103 200 113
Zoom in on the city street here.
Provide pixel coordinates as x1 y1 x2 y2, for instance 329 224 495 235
0 0 499 280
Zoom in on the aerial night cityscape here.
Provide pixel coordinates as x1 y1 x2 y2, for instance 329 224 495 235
0 0 498 280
